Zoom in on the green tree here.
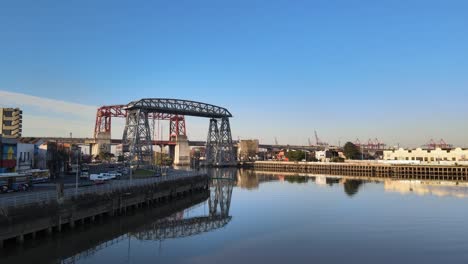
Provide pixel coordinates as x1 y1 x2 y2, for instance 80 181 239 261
98 152 114 161
330 157 345 163
154 152 173 165
286 150 305 161
343 142 361 160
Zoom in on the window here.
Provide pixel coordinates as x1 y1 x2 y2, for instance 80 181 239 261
3 130 11 135
3 120 12 126
453 158 456 161
3 111 13 117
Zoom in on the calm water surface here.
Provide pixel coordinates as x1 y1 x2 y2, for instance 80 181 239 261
2 169 468 264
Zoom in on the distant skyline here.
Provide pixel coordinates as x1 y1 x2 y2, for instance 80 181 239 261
1 1 467 147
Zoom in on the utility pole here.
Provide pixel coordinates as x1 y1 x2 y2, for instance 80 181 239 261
75 147 80 196
361 145 364 160
129 161 133 182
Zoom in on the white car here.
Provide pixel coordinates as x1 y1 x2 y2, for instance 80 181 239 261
90 174 108 181
107 171 122 178
99 173 116 180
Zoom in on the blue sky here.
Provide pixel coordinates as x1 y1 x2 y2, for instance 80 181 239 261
0 0 467 147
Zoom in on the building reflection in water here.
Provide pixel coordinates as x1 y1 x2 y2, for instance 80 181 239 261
236 169 283 190
384 180 468 199
248 169 468 199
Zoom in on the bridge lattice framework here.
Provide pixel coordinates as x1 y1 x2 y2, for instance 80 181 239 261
122 98 235 167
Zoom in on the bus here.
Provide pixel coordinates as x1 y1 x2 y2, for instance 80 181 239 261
0 173 31 193
29 169 51 183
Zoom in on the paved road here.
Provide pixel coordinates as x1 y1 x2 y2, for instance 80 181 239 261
0 170 204 208
0 169 195 199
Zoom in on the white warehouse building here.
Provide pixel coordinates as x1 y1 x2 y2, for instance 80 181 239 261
384 148 468 163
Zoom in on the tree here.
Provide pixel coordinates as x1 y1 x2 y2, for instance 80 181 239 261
98 152 114 161
330 157 345 163
82 154 92 164
154 152 173 165
343 142 361 160
286 150 305 161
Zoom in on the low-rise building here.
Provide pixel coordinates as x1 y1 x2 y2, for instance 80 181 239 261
16 142 35 171
384 148 468 163
0 135 17 173
315 149 339 162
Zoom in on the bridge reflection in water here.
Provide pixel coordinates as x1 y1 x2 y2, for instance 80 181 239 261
59 173 235 264
132 169 235 241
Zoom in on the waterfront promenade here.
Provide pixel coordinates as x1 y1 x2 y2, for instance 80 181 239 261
0 171 209 246
0 171 202 208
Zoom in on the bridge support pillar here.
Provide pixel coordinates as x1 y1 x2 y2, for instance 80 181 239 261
206 119 219 166
205 118 235 166
92 132 111 157
122 109 154 167
216 118 236 166
169 145 175 162
174 135 190 166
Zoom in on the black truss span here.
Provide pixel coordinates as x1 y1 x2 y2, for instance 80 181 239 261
125 98 232 118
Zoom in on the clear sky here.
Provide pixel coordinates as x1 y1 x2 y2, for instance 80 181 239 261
0 0 467 147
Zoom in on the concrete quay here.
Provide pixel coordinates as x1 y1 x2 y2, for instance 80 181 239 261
253 161 468 181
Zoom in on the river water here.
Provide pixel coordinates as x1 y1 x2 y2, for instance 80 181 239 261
2 168 468 264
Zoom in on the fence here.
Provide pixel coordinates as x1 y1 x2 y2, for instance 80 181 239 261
0 171 205 209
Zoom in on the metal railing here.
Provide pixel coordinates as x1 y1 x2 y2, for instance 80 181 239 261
0 171 205 209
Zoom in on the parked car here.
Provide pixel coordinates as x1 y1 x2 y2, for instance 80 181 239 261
0 184 8 193
118 168 129 175
11 182 30 192
107 171 122 178
80 171 89 179
90 174 108 182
